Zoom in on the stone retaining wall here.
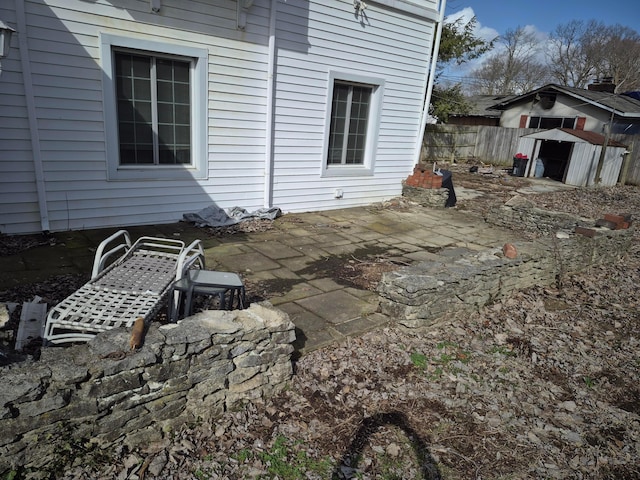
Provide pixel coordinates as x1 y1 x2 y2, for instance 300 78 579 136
485 195 594 235
379 204 634 328
0 303 295 473
402 184 450 208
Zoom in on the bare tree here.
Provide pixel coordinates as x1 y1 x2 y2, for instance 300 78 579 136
546 20 596 88
471 27 549 94
593 24 640 92
547 21 640 92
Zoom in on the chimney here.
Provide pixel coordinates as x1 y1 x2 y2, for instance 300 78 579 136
588 78 616 93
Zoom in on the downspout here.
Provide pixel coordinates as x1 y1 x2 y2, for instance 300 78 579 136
414 0 446 165
263 0 277 208
16 0 49 231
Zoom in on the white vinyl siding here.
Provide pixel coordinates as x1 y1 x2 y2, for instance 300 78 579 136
271 0 435 212
1 0 271 233
0 0 441 234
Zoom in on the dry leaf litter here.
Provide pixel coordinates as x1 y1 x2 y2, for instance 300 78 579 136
2 164 640 479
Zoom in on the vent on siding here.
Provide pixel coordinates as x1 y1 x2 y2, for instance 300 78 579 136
537 92 556 110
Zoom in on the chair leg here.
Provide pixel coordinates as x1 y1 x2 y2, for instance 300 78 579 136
169 290 182 322
218 290 226 310
184 286 195 319
239 286 246 309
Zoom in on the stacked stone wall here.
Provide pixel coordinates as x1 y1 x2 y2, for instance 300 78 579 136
379 202 634 328
0 303 295 473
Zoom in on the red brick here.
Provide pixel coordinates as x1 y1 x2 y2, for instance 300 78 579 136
603 213 632 229
502 243 517 259
575 226 597 237
407 177 419 187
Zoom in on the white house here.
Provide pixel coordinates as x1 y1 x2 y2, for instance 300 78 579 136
491 83 640 135
0 0 445 235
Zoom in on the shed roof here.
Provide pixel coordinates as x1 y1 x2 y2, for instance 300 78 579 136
450 94 516 118
521 128 628 148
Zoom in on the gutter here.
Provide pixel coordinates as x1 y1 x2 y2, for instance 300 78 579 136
16 0 50 231
414 0 446 165
263 0 277 208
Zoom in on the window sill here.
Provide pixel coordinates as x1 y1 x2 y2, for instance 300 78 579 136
108 165 207 181
322 165 374 178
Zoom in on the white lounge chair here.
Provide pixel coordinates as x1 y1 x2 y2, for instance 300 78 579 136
43 230 204 344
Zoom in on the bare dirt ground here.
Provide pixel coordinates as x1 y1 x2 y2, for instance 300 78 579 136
2 164 640 479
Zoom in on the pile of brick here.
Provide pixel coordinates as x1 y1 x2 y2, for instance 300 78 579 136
575 213 632 237
404 165 443 189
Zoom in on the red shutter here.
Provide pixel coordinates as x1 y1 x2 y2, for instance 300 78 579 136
519 115 528 128
575 117 586 130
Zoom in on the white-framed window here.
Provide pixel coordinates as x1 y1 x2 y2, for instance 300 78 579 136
101 34 208 180
322 71 383 177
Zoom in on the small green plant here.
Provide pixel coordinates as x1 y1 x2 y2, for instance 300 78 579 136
194 469 210 480
232 448 253 463
410 352 428 370
259 435 332 479
428 366 444 380
434 353 455 364
488 345 516 357
583 376 596 388
4 471 18 480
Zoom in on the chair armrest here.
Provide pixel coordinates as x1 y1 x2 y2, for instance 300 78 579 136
175 239 205 280
91 230 132 279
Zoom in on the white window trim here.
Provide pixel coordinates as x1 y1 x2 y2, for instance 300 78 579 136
321 71 384 178
101 33 208 180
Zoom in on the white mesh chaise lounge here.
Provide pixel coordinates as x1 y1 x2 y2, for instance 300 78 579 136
43 230 204 344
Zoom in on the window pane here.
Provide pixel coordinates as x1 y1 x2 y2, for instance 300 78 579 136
117 100 135 122
157 103 174 124
115 55 132 77
175 104 190 124
131 56 151 79
174 148 190 164
158 124 174 145
135 100 152 123
346 85 370 165
174 62 190 83
175 125 190 144
115 51 191 167
158 147 174 164
134 78 151 101
327 84 349 165
118 122 135 143
562 117 575 128
116 77 132 100
156 59 174 81
540 117 563 129
135 145 154 164
157 80 174 102
174 82 190 104
119 145 136 164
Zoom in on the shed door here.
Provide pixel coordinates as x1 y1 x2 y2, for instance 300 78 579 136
538 141 573 181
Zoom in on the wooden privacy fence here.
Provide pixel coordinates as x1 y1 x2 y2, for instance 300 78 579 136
422 125 542 165
422 125 640 186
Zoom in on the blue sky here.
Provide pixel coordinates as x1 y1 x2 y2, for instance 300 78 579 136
441 1 640 87
446 0 640 38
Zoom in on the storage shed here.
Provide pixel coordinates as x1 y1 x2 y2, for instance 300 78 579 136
515 128 627 187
